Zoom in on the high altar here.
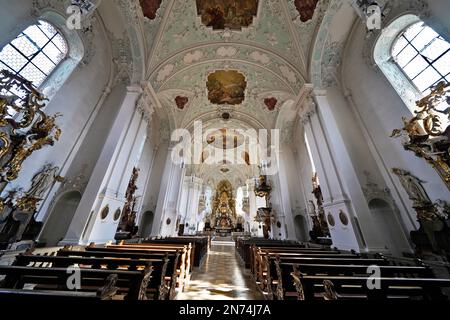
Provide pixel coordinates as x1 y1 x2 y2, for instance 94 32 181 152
207 180 237 237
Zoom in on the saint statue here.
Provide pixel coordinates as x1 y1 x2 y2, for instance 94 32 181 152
27 164 64 199
392 168 431 207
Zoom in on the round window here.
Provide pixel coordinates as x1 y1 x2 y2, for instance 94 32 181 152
327 213 335 227
166 218 171 225
276 221 282 228
100 206 110 220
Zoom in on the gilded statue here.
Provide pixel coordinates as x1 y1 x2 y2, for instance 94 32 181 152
0 70 62 184
391 81 450 190
210 180 236 230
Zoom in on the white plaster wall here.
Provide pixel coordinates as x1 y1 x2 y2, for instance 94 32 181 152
342 19 450 240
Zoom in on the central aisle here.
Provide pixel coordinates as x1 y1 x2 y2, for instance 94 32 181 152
177 241 264 300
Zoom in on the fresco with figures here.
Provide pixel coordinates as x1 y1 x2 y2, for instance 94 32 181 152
196 0 259 30
207 70 247 105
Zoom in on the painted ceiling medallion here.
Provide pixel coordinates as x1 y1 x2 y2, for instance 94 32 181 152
264 97 278 111
294 0 319 23
196 0 259 30
139 0 162 20
175 96 189 110
207 70 247 105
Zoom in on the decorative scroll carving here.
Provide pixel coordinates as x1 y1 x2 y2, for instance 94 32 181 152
291 266 305 300
138 264 153 300
391 82 450 190
0 70 61 185
169 251 181 300
323 280 338 300
97 274 119 300
158 254 170 300
263 254 274 300
274 256 284 300
0 71 62 248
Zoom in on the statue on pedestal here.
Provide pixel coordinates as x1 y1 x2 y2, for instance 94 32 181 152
392 168 448 253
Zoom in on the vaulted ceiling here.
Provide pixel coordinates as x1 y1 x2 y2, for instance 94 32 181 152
110 0 356 187
138 0 331 131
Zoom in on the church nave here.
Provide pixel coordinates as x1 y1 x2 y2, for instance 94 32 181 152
1 0 450 311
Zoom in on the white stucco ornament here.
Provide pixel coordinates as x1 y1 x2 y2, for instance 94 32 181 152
157 64 174 82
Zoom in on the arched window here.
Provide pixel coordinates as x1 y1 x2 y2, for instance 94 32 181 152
392 22 450 94
0 20 68 90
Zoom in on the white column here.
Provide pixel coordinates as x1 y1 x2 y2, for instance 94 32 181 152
299 93 364 251
153 147 184 237
61 84 144 245
274 147 297 240
247 179 262 237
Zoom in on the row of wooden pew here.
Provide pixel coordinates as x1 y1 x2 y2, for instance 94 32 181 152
236 238 450 300
0 237 209 301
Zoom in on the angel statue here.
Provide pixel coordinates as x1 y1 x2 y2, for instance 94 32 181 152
27 164 64 199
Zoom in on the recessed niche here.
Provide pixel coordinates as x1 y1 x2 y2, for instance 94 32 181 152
114 208 122 222
196 0 259 30
339 210 349 226
207 70 246 105
327 212 335 227
100 205 110 220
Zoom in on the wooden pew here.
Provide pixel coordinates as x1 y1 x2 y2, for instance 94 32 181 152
236 239 306 268
110 242 192 286
85 245 187 294
0 265 151 300
271 258 435 300
252 247 363 289
12 251 172 300
142 236 209 267
58 248 181 299
290 273 450 300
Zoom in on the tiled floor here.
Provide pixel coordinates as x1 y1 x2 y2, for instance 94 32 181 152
177 241 264 300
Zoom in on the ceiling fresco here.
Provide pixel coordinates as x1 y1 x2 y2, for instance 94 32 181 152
196 0 259 30
139 0 162 20
120 0 335 149
207 70 247 105
147 0 306 71
294 0 320 22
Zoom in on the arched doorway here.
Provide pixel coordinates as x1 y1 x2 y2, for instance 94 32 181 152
369 199 407 256
139 211 154 237
39 191 82 247
294 215 307 242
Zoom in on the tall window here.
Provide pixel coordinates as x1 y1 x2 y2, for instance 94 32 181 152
0 20 68 90
392 22 450 94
